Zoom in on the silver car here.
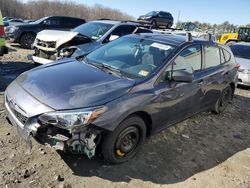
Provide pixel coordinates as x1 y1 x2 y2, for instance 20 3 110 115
230 43 250 86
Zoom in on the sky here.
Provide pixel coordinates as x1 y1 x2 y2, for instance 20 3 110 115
23 0 250 25
73 0 250 25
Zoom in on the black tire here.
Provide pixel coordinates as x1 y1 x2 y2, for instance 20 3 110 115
226 41 237 46
151 20 157 28
20 33 35 49
101 115 146 164
213 86 232 114
166 23 172 29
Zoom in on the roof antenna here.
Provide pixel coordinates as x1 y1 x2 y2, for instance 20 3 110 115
186 32 193 42
208 33 212 42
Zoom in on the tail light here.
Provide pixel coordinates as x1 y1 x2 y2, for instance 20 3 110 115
235 63 240 71
0 25 5 36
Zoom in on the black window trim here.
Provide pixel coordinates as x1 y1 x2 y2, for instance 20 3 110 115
221 47 231 63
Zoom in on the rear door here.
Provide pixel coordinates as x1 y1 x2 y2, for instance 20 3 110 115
153 44 205 129
199 45 227 110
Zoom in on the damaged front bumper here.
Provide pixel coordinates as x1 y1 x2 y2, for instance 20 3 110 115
4 86 100 159
27 54 54 64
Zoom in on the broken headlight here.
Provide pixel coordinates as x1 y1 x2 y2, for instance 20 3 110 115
59 47 78 58
38 106 107 129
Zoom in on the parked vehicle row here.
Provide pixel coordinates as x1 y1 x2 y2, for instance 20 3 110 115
6 16 86 48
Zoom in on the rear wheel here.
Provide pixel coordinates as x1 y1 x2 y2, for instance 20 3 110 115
166 23 172 28
20 33 35 49
213 86 232 114
102 116 146 164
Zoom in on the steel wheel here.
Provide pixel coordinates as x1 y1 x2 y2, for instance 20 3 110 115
115 126 140 158
102 115 146 163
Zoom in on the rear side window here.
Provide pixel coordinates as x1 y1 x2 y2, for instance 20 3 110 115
46 17 61 26
204 46 220 68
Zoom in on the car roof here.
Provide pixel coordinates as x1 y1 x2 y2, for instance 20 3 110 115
92 20 140 26
130 33 213 46
231 42 250 47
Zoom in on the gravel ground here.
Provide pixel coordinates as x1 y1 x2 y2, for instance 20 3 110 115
0 43 250 188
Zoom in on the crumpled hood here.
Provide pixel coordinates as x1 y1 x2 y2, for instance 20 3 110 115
37 30 78 42
235 57 250 70
16 60 135 110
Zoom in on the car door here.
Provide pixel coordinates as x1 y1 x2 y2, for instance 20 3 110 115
157 12 164 25
199 45 226 110
153 45 205 130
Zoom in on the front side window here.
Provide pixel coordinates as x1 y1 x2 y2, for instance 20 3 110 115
159 45 202 82
110 25 136 37
204 45 221 68
85 37 175 79
173 45 202 73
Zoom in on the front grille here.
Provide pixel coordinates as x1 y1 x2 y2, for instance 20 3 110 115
36 39 56 48
6 95 28 125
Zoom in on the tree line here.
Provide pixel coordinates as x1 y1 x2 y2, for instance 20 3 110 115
176 21 250 35
0 0 134 21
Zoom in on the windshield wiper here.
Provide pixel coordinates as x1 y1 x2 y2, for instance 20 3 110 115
83 57 105 71
84 58 129 78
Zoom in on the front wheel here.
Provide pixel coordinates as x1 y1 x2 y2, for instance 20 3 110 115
20 33 35 49
101 116 146 164
213 86 232 114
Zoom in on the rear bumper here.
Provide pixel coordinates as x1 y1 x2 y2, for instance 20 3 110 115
27 54 54 64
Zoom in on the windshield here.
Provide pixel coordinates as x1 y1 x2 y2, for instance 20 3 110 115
145 11 157 16
31 17 48 24
85 36 175 79
230 45 250 59
73 22 113 40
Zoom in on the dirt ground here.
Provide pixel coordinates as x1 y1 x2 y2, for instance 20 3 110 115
0 43 250 188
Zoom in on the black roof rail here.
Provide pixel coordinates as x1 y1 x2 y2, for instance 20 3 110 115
208 33 213 42
121 20 140 24
96 18 111 20
186 32 193 42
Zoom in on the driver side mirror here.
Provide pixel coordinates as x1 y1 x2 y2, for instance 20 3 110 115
109 35 119 42
172 70 193 82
